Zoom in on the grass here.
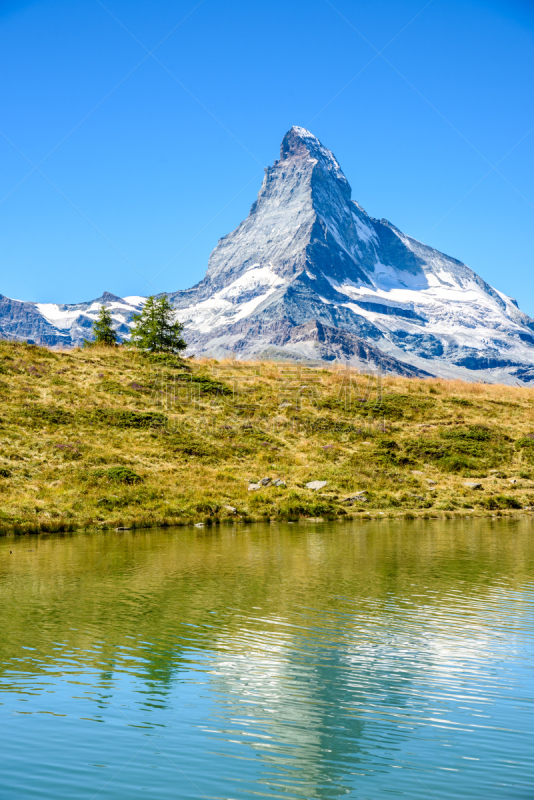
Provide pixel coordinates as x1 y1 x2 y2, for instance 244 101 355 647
1 340 534 534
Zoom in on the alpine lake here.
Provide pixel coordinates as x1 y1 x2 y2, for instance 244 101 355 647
1 517 533 799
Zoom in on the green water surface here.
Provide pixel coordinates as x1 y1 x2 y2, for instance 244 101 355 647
0 518 533 798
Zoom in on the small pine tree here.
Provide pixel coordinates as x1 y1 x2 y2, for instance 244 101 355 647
91 306 118 346
129 295 187 355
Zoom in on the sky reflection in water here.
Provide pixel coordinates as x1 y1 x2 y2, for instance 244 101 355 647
0 518 533 799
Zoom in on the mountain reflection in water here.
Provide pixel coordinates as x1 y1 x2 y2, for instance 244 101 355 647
0 518 533 799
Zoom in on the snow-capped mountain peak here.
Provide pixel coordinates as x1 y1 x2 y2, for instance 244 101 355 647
2 126 534 383
166 127 534 382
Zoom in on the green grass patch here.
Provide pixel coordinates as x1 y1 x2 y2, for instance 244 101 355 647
105 466 143 484
90 408 167 428
373 393 435 420
482 495 522 510
20 404 74 425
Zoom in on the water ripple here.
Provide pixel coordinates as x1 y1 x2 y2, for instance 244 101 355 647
0 518 533 798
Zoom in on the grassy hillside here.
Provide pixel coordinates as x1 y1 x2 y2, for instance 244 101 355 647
1 340 534 534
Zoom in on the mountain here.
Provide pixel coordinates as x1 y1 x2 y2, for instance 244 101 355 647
166 126 534 382
0 292 145 348
2 126 534 382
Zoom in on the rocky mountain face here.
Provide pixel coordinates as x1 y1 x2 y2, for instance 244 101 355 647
0 292 145 348
2 125 534 382
167 126 534 382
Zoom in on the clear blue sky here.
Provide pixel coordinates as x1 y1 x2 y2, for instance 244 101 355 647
1 0 533 312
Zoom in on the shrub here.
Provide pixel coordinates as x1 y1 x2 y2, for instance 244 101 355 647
439 455 475 473
441 425 492 442
373 394 434 420
106 467 143 484
376 437 399 451
0 467 11 478
91 408 166 429
21 404 74 425
141 352 185 367
516 437 534 463
279 499 337 518
191 373 231 396
516 436 534 449
406 424 510 472
195 502 220 515
483 495 522 510
96 496 128 509
450 397 472 406
96 380 140 396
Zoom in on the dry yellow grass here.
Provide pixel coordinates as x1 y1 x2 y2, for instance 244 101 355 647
1 340 534 534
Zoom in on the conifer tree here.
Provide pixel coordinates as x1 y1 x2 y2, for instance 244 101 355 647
91 305 118 346
129 295 187 354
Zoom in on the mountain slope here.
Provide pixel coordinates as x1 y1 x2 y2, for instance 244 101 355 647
2 126 534 382
167 126 534 383
0 292 145 348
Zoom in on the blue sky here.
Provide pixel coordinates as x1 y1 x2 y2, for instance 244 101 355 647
1 0 533 312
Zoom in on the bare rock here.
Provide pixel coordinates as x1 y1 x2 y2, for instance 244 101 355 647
224 505 237 513
464 481 482 489
343 491 367 505
306 480 328 491
259 477 272 486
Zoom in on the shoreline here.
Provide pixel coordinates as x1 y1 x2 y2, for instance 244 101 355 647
2 507 533 537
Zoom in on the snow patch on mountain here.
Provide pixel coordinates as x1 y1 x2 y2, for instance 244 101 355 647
36 304 89 327
177 265 286 333
34 295 145 332
352 214 378 245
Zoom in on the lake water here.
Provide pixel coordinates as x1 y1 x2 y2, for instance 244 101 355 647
1 518 533 799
